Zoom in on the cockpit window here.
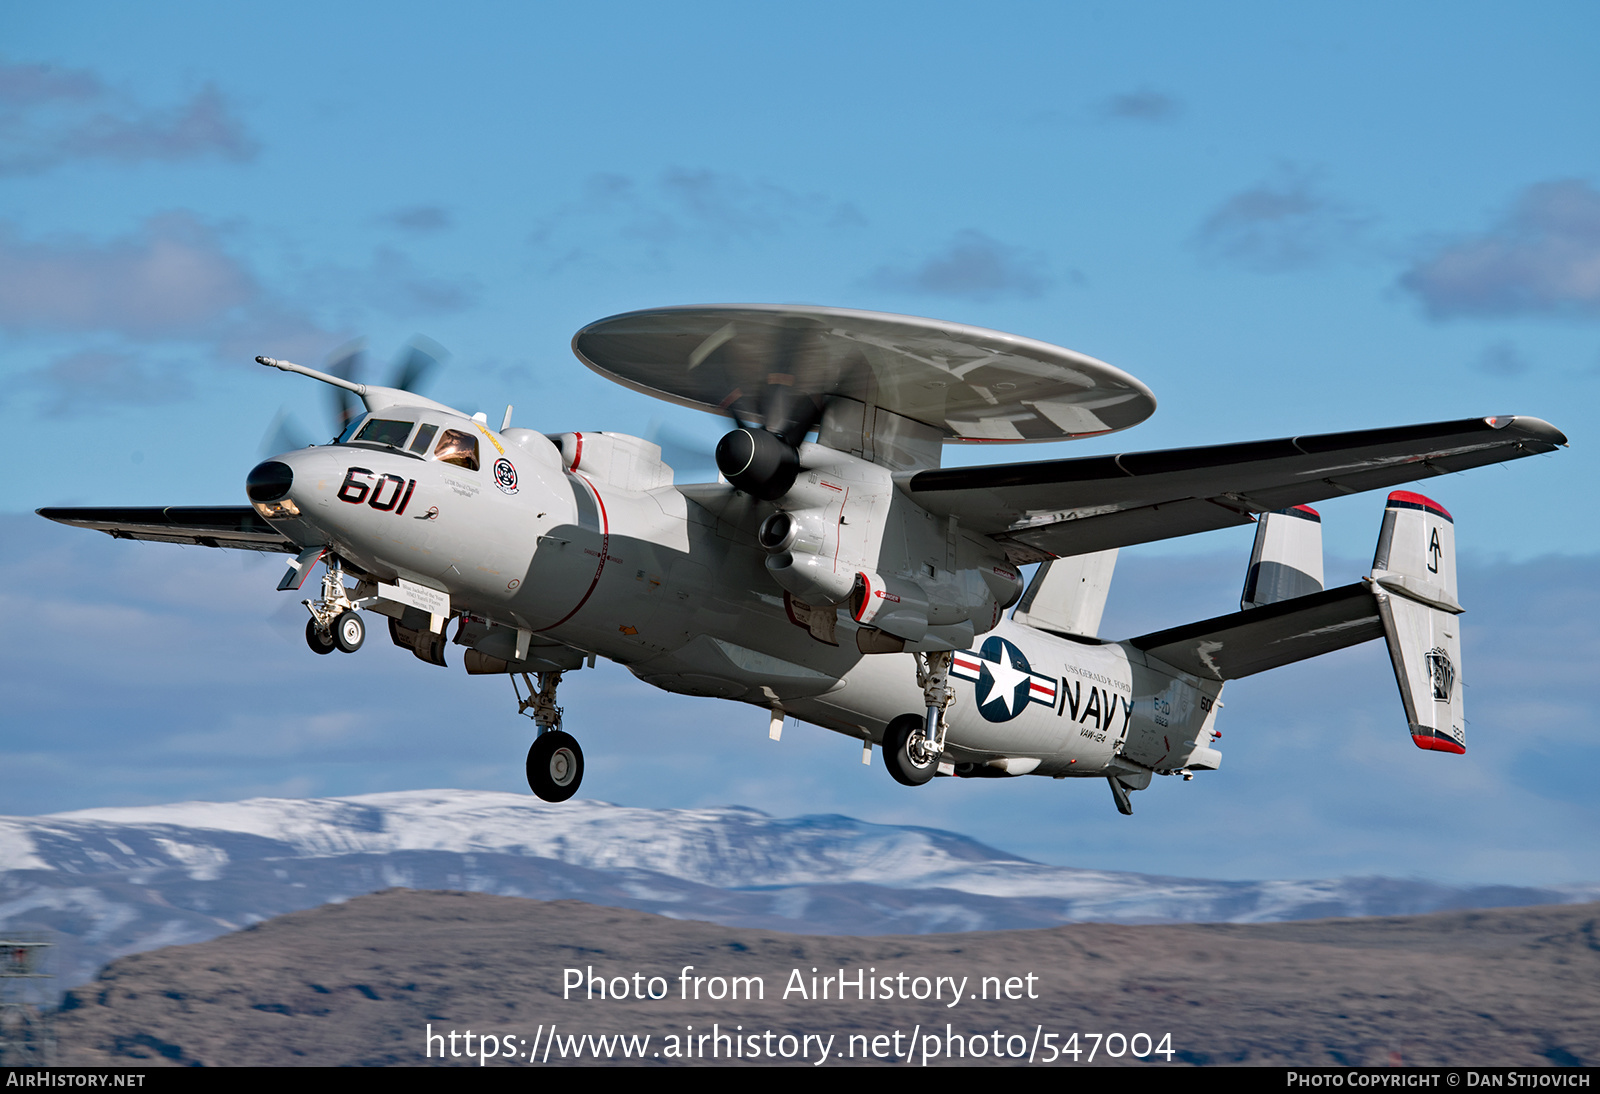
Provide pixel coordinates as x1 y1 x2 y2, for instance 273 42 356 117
434 429 479 470
408 422 440 455
354 418 415 449
336 416 366 444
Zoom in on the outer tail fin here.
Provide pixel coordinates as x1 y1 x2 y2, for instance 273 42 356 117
1013 549 1118 638
1241 506 1324 610
1370 491 1465 753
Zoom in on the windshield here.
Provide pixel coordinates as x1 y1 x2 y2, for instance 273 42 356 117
354 418 416 449
409 422 439 455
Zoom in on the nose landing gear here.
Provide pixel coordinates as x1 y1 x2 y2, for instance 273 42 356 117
302 556 365 655
513 671 584 802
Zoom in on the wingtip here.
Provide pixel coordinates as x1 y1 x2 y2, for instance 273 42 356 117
1487 415 1567 447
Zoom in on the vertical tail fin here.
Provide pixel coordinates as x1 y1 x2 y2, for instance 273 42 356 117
1370 492 1465 753
1013 549 1118 638
1241 506 1324 610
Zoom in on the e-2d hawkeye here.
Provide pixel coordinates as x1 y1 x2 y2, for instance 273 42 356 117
39 305 1566 813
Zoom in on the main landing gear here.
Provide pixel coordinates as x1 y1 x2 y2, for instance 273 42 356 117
883 651 956 787
302 556 366 655
514 671 584 802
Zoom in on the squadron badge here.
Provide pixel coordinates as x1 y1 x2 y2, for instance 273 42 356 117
493 457 519 495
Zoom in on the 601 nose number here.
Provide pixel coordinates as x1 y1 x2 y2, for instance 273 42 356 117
338 467 418 514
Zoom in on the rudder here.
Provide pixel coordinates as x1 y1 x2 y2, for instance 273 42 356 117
1370 491 1465 753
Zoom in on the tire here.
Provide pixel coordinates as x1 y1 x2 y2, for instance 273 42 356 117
526 731 584 802
334 610 365 653
305 617 336 655
882 713 938 786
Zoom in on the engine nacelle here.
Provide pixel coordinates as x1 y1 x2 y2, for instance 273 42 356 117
753 441 1024 650
848 564 1019 651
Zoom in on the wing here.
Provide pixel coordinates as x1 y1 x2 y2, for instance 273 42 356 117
37 506 297 553
898 415 1566 564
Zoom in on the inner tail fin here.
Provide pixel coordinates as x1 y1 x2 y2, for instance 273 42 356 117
1013 549 1118 638
1241 506 1324 610
1370 491 1465 754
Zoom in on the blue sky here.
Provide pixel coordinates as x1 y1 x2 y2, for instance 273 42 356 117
3 3 1598 885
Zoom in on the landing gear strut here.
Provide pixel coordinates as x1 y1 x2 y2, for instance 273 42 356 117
513 671 584 802
883 651 956 787
303 556 363 655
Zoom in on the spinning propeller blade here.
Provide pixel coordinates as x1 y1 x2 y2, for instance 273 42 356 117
710 317 831 500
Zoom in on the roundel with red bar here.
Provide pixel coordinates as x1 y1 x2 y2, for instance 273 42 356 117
951 636 1058 723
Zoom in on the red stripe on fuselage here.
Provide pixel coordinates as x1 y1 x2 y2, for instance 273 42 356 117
537 472 610 632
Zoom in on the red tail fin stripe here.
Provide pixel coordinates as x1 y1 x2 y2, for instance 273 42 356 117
1387 491 1454 522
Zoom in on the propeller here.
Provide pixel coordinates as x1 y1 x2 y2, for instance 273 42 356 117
710 318 831 500
646 418 722 481
259 335 449 456
325 341 366 438
258 408 315 457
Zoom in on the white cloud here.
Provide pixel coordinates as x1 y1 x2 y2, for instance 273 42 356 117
1475 341 1531 377
13 350 192 415
0 214 342 410
866 230 1055 301
1400 180 1600 319
0 62 256 175
383 206 453 234
1194 167 1368 272
528 168 864 265
0 213 256 338
1099 88 1180 122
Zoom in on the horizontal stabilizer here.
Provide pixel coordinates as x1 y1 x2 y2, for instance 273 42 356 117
36 506 296 553
1130 582 1382 682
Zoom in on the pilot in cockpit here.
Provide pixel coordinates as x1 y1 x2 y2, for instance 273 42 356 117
433 428 480 471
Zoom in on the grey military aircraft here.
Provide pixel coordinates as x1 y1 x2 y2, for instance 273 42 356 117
39 305 1567 813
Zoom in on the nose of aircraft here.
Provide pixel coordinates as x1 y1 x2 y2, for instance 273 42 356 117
246 460 294 502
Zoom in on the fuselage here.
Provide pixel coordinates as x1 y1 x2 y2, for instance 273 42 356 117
254 414 1224 786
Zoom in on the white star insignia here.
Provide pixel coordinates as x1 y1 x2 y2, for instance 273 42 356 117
980 655 1031 716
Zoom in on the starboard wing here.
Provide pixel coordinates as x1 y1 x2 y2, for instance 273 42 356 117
37 506 297 553
899 415 1565 564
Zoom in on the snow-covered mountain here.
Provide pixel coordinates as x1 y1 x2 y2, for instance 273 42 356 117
4 789 1596 992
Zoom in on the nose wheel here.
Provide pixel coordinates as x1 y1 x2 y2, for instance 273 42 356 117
333 610 365 652
305 618 336 655
526 731 584 802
